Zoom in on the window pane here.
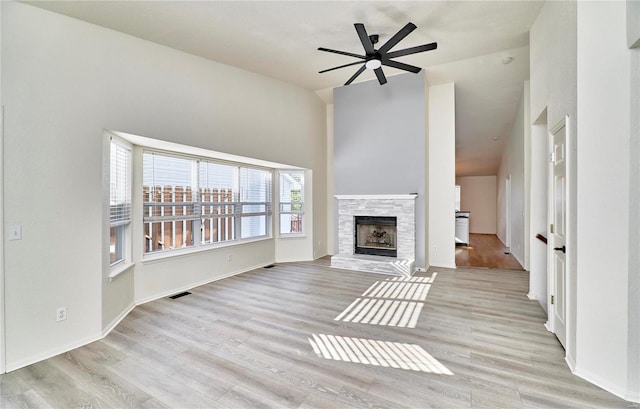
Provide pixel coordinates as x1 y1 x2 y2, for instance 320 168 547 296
279 171 304 235
110 142 131 224
110 225 124 264
144 220 194 252
240 168 271 239
241 215 266 238
280 213 303 234
241 168 271 203
199 161 238 244
109 139 131 266
143 152 197 253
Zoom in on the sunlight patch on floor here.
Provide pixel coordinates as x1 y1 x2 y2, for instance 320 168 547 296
334 273 437 328
308 333 453 374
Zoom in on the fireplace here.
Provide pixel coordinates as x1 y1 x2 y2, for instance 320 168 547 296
354 216 397 257
331 194 417 277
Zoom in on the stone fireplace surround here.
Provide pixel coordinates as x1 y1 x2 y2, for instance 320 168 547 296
331 194 417 277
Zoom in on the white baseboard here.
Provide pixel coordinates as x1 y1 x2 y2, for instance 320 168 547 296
102 302 136 337
6 332 102 373
626 391 640 404
573 365 637 403
565 353 576 372
527 293 538 300
135 260 274 305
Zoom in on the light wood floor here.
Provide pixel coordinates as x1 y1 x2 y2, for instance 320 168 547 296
456 233 525 270
1 258 636 408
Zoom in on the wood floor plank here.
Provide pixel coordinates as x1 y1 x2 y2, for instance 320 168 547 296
107 357 223 408
1 258 636 409
456 234 524 269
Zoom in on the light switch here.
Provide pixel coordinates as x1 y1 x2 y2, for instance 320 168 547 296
9 225 22 241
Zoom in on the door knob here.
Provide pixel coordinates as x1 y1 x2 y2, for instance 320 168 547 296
554 245 566 254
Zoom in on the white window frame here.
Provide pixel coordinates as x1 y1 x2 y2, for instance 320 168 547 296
278 170 305 237
142 150 273 258
109 136 132 270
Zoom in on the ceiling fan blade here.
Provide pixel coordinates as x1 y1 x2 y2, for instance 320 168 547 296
319 61 364 74
378 22 417 54
318 47 366 59
374 68 387 85
355 23 375 55
385 42 438 59
344 65 367 86
382 59 422 73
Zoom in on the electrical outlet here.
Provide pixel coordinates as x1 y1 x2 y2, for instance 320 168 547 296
56 307 67 322
8 225 22 241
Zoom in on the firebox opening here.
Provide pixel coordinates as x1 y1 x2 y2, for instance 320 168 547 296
354 216 397 257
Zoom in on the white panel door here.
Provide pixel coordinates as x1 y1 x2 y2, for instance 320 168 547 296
551 120 567 348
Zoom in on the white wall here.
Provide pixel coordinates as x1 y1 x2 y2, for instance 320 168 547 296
530 0 578 366
496 84 527 266
576 0 633 399
2 2 326 371
628 0 640 48
428 83 456 268
455 176 496 234
0 0 4 374
627 14 640 401
326 104 334 256
528 119 548 312
531 0 640 402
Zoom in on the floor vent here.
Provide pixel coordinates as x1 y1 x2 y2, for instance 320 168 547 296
169 291 191 299
264 264 275 269
504 251 511 255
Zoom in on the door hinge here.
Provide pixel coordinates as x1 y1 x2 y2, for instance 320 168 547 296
551 295 555 305
550 224 554 234
549 151 555 163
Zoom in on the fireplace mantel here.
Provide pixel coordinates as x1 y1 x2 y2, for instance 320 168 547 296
334 194 418 200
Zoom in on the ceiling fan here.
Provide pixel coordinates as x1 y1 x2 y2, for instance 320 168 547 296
318 22 437 86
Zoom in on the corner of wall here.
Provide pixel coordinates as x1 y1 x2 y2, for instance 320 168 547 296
326 103 335 256
427 82 456 268
0 0 5 374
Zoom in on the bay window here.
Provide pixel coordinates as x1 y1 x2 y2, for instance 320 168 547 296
143 151 272 255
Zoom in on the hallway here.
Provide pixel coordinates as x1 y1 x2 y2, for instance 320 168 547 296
455 233 524 270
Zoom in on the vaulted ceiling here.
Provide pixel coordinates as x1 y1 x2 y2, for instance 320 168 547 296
27 0 543 176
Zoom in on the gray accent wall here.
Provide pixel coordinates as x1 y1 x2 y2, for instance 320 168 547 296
333 72 427 266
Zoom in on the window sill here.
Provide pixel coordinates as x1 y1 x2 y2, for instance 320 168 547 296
141 236 273 265
109 262 135 281
278 234 307 239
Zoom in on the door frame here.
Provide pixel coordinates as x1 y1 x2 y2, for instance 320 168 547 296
505 174 511 248
545 115 571 351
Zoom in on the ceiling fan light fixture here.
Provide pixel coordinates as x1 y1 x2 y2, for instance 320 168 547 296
365 59 382 70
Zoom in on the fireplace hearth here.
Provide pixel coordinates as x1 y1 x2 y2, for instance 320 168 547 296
354 216 397 257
